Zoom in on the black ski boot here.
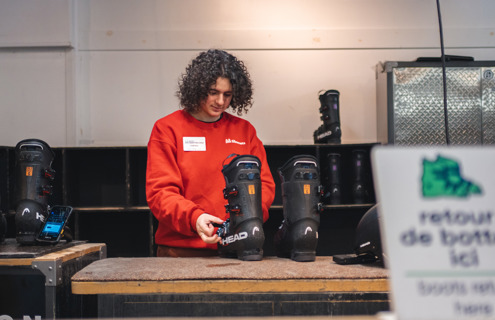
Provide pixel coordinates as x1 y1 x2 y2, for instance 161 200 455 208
0 196 6 243
217 154 265 261
314 90 342 144
324 153 342 205
14 139 55 244
351 149 370 204
0 213 6 244
274 155 323 262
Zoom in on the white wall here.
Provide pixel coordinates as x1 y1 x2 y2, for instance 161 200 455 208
0 0 73 147
1 0 495 147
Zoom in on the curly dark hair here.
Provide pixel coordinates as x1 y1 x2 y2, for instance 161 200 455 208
177 49 253 116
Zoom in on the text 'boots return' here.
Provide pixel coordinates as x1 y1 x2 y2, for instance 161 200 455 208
275 155 323 262
14 139 56 244
217 154 265 261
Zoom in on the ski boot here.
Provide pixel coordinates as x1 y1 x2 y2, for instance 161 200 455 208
14 139 55 244
324 153 342 205
0 213 6 244
314 90 342 144
217 154 265 261
0 196 6 243
274 155 323 262
351 149 370 204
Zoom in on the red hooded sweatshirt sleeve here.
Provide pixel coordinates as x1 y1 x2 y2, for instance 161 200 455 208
146 110 275 249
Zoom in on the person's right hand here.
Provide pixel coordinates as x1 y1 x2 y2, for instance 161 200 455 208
196 213 223 244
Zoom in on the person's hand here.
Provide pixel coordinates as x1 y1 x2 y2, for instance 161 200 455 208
196 213 223 244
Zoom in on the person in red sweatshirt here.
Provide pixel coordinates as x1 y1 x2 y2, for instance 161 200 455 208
146 49 276 257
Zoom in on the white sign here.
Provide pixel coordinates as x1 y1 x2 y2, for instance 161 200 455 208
372 146 495 320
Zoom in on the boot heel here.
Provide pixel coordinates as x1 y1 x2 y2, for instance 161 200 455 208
238 248 263 261
291 251 316 262
291 220 318 261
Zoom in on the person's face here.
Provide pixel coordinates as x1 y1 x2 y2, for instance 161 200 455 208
194 77 233 122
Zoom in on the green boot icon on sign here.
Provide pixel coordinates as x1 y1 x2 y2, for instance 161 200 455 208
422 155 482 198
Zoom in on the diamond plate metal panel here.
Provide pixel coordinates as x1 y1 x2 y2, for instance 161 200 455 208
392 67 484 145
481 68 495 144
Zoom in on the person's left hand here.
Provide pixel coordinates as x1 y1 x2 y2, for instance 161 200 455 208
196 213 223 244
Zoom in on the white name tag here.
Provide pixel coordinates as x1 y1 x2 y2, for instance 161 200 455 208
183 137 206 151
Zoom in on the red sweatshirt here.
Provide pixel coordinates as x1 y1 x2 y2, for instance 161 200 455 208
146 110 276 250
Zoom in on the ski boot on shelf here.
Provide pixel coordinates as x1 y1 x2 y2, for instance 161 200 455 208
274 155 323 262
14 139 55 244
0 212 6 244
324 153 342 205
313 89 342 144
0 195 6 243
217 154 265 261
351 149 370 204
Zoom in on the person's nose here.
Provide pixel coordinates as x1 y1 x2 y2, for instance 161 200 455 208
216 94 225 105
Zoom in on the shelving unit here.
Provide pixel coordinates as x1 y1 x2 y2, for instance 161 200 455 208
0 143 378 257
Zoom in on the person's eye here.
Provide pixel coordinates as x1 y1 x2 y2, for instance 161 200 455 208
208 90 218 96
